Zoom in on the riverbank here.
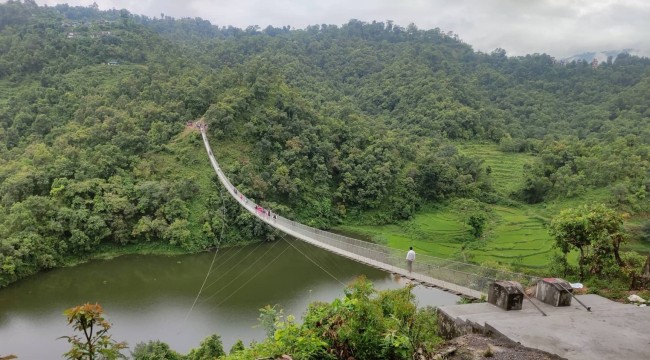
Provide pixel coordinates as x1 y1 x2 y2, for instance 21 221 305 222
49 243 202 275
7 240 259 289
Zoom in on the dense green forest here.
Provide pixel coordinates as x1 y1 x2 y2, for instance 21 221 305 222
1 1 649 288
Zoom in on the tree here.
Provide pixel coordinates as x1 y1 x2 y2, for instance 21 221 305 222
132 340 183 360
257 304 284 339
300 276 441 359
550 204 626 280
186 334 225 360
60 303 127 360
197 277 442 360
229 340 245 354
468 214 486 239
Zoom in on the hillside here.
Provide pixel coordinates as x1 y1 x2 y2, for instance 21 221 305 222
1 2 649 287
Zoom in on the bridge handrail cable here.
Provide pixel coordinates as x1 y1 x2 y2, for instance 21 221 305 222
200 130 538 296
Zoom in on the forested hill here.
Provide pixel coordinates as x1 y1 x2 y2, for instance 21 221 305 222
1 1 649 287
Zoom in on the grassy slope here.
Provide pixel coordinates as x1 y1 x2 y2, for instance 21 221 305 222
471 205 551 268
338 208 467 258
336 144 627 271
457 143 530 197
624 216 650 253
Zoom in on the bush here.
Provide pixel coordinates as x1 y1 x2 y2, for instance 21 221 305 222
215 277 443 360
132 340 183 360
186 334 226 360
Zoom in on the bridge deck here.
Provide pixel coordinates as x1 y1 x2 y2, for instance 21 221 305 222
201 129 506 299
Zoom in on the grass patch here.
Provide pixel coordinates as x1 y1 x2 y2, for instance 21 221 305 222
337 207 468 259
469 205 553 268
622 240 650 253
92 242 190 260
457 143 533 197
624 215 650 253
59 242 192 269
338 201 580 271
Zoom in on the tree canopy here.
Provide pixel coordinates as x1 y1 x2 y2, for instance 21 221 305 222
0 1 649 288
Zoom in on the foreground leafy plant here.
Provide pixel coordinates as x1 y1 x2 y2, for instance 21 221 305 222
60 303 127 360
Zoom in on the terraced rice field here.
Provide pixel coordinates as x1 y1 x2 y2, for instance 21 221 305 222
340 205 555 269
469 206 552 268
457 143 532 196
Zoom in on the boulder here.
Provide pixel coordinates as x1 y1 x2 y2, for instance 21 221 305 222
627 294 646 303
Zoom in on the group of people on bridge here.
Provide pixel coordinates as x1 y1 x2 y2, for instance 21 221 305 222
255 205 276 220
231 186 276 221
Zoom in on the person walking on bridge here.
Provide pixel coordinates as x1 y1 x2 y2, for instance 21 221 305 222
406 247 416 273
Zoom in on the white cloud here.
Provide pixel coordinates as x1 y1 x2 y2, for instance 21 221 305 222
34 0 650 58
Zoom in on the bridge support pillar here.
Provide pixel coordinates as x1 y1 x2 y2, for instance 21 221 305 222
488 281 523 311
536 278 573 307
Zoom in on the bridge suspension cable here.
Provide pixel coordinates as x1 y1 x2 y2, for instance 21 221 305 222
199 128 538 299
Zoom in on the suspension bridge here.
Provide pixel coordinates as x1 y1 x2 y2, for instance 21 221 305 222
200 128 536 299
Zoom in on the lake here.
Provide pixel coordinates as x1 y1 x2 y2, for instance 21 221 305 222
0 239 458 358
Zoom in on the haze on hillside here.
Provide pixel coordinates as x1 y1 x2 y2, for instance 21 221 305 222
36 0 650 58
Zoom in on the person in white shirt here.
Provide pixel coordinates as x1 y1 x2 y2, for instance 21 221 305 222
406 246 415 273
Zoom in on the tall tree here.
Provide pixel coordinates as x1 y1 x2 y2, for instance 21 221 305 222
550 204 626 280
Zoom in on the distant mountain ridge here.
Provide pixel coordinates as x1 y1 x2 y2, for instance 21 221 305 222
562 49 639 64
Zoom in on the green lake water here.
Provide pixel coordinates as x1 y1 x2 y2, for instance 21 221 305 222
0 239 458 358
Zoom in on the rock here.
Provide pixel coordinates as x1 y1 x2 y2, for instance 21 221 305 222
627 294 646 303
639 304 647 307
433 346 457 359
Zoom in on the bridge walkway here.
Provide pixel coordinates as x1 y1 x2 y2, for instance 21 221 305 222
200 129 536 299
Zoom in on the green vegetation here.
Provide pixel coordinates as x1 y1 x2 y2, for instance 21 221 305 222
129 277 442 360
60 303 127 360
339 202 565 270
550 204 627 280
458 143 532 197
471 206 550 268
1 1 649 292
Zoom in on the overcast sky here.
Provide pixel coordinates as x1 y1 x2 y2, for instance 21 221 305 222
35 0 650 58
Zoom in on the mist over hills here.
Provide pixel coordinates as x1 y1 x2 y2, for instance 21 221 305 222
562 49 642 64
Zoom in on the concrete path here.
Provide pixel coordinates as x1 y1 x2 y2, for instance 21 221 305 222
438 294 650 360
